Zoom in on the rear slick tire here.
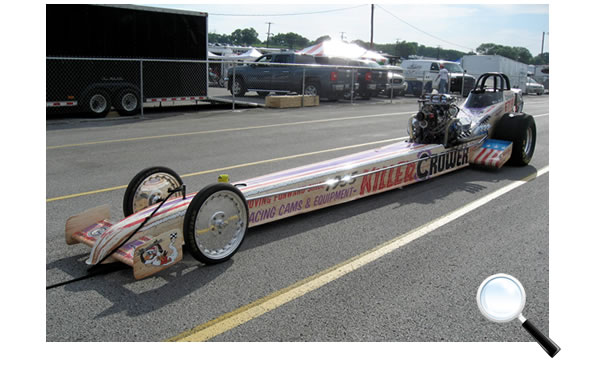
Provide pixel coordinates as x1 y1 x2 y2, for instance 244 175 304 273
492 113 537 166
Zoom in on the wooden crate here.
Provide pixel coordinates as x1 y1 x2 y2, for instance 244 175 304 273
265 95 319 108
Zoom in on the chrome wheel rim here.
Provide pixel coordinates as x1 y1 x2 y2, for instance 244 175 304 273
232 80 242 95
121 93 138 112
89 94 108 114
132 173 181 214
304 85 317 96
523 126 533 158
193 190 247 260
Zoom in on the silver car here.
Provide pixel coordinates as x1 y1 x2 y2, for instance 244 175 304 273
384 71 408 97
525 77 544 95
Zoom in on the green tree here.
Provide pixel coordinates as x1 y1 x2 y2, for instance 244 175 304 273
395 41 418 58
476 43 535 64
532 52 549 65
208 33 232 44
312 35 331 45
352 39 369 49
270 32 309 49
230 28 260 46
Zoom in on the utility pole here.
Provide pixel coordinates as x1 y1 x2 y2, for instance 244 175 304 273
266 22 274 48
541 31 546 56
370 4 374 49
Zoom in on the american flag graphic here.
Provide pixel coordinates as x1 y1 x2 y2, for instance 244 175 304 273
472 139 512 168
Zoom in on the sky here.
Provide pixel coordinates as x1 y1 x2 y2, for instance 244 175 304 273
150 2 549 56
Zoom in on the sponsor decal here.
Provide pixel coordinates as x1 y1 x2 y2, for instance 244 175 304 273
416 147 470 179
139 232 179 267
359 161 416 196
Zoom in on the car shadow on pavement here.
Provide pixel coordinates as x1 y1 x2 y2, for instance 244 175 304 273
47 250 233 319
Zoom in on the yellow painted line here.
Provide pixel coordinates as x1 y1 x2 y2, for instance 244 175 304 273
168 166 549 342
46 137 406 203
46 112 413 150
46 113 549 203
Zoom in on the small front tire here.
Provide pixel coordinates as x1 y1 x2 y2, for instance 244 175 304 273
183 183 249 264
123 167 183 217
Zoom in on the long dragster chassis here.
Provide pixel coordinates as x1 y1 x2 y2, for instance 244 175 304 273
65 74 536 279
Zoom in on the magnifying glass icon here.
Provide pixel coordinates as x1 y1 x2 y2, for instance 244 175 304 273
477 273 560 357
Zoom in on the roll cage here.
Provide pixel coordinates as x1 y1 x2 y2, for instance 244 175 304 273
465 73 512 108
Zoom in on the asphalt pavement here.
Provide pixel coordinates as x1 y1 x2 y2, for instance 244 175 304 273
46 95 550 342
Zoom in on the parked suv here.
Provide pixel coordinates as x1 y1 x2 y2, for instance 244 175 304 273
226 53 354 100
399 59 475 97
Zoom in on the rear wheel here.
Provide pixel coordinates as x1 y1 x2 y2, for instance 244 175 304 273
183 183 249 264
492 113 536 166
304 82 320 97
114 89 140 116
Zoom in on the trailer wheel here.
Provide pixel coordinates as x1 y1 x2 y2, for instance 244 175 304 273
492 113 537 166
123 166 183 217
115 89 140 116
84 89 111 118
183 183 248 265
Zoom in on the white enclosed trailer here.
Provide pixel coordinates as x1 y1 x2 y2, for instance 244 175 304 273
461 55 529 92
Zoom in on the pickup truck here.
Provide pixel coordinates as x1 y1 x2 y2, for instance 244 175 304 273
226 53 355 100
319 57 389 99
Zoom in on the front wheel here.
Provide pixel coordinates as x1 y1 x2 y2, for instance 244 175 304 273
183 183 249 264
231 77 246 97
123 167 183 217
492 113 536 166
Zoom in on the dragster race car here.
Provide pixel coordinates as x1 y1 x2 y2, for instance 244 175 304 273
65 73 536 279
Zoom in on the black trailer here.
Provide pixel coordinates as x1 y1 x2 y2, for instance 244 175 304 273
46 4 208 117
